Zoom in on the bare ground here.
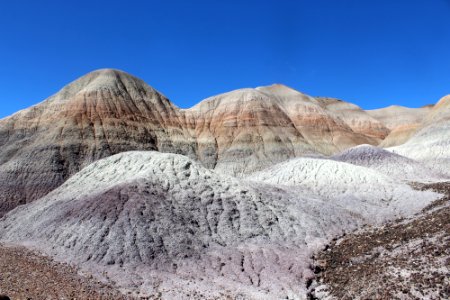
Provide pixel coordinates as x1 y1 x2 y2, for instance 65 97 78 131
309 182 450 299
0 244 131 300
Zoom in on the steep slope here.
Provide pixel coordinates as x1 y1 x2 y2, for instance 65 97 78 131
390 95 450 176
184 84 384 176
0 69 196 216
316 97 389 144
367 105 432 147
0 151 439 299
184 86 316 174
332 144 447 182
257 85 385 152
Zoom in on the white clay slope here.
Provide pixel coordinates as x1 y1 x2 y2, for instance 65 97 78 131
0 151 440 299
248 157 439 221
331 144 448 182
0 151 361 299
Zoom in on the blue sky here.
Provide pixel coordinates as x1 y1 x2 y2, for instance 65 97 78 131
0 0 449 118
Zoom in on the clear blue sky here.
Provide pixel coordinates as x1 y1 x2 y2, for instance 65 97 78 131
1 0 450 118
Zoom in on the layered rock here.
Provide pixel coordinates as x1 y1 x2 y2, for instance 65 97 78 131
367 105 432 130
316 97 389 143
422 95 450 124
183 86 315 174
379 124 423 147
184 84 384 175
257 85 384 152
390 95 450 176
0 69 426 215
0 69 196 216
367 105 432 147
0 69 448 298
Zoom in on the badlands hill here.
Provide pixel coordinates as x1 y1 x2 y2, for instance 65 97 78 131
0 69 393 215
316 97 389 142
0 69 449 299
332 144 447 182
185 84 388 175
247 156 438 219
367 105 432 130
0 151 439 299
390 95 450 176
367 105 433 147
0 69 196 216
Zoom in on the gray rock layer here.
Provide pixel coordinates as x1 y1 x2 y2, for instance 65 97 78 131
0 69 391 215
0 69 196 216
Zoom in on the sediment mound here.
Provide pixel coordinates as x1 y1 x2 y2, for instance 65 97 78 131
332 144 447 182
0 151 438 298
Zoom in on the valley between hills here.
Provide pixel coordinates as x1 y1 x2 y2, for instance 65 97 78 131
0 69 448 299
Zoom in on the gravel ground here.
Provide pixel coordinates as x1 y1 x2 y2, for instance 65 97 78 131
309 182 450 300
0 244 131 300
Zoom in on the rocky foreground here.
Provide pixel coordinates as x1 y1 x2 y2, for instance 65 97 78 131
0 244 129 300
309 182 450 299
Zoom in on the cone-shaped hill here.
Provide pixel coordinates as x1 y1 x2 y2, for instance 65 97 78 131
0 69 196 216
